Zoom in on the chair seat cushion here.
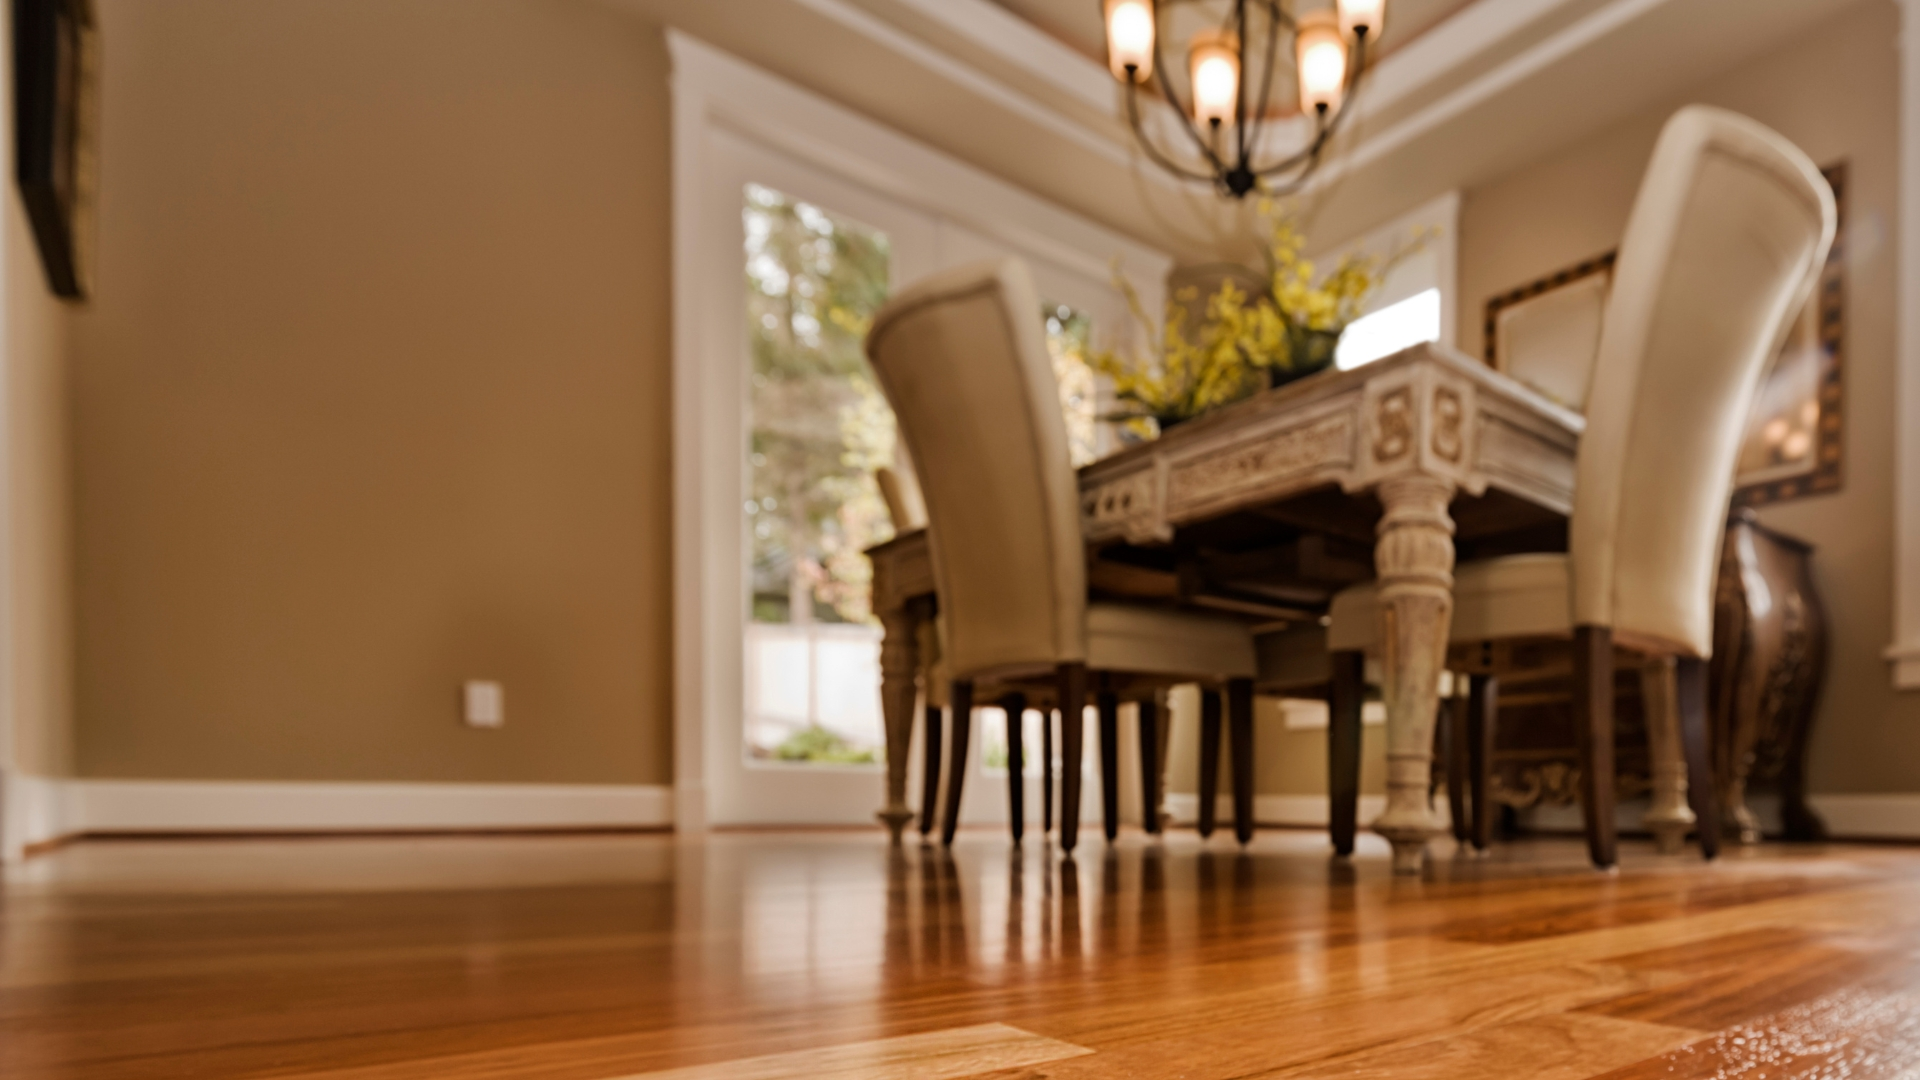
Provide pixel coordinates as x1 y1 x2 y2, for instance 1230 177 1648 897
1087 602 1257 680
1328 553 1572 652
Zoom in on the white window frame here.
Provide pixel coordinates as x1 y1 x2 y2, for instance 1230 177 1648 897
670 32 1171 830
1317 190 1462 361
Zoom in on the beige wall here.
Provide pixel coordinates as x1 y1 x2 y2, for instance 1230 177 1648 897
6 190 75 778
1261 0 1916 802
70 0 675 784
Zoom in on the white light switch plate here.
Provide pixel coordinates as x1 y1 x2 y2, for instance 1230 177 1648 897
463 680 504 728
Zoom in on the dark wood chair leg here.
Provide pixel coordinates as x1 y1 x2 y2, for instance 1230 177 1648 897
918 703 943 837
1676 656 1721 860
1468 675 1498 851
940 680 974 847
1042 706 1055 834
1228 678 1255 845
1056 664 1088 853
1198 687 1222 839
1445 690 1470 844
1573 627 1618 870
1328 651 1365 857
1001 692 1027 845
1097 690 1121 842
1138 696 1162 836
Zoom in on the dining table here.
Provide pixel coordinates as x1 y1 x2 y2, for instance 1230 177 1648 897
865 340 1585 873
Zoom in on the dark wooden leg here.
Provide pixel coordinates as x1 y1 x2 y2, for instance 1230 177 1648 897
1468 674 1498 851
940 680 974 847
1676 656 1721 860
918 703 943 837
1001 692 1027 845
1056 664 1088 853
1445 691 1469 843
1229 678 1255 845
1198 688 1222 839
1328 651 1364 857
1573 627 1617 870
1097 690 1121 842
1042 707 1055 834
1138 697 1162 836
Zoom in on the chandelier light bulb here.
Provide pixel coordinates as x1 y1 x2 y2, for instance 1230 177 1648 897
1337 0 1386 40
1189 31 1240 128
1104 0 1156 82
1295 12 1347 114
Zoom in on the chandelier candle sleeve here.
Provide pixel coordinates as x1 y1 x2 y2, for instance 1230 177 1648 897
1105 0 1155 81
1102 0 1386 199
1295 11 1346 114
1338 0 1385 38
1189 31 1240 129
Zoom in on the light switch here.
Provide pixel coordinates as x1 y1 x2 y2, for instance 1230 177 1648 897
463 680 504 728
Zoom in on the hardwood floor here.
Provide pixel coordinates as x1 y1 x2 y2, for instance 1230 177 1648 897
5 829 1920 1078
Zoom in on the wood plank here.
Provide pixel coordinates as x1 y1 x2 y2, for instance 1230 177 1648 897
1262 1013 1697 1080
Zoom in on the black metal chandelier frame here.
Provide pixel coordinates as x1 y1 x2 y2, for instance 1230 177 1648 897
1118 0 1371 199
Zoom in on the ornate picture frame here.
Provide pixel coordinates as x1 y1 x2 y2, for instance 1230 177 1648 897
13 0 99 299
1732 163 1846 506
1482 164 1846 506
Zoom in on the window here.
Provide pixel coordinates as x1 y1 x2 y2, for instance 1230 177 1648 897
742 183 893 766
1336 287 1442 370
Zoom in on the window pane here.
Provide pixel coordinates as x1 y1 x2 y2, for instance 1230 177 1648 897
1044 300 1101 466
1335 287 1442 370
742 183 891 766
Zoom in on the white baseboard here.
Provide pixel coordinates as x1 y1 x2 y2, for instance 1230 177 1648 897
1807 794 1920 839
1164 792 1395 828
1 776 674 862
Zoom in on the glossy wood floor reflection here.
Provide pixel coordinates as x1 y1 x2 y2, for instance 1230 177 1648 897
6 830 1920 1079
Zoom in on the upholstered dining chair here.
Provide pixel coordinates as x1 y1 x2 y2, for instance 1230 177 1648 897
866 258 1261 852
1322 106 1836 870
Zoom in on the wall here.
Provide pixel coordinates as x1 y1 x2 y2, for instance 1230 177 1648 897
69 0 675 784
1256 0 1915 806
5 180 74 780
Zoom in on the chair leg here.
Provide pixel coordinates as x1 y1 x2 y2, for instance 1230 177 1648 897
918 703 943 837
1138 696 1162 835
1198 687 1222 839
1001 692 1027 845
1056 663 1088 853
1097 690 1121 842
1042 706 1055 834
1228 678 1255 845
1468 675 1498 851
1573 627 1617 870
1445 690 1470 844
1676 656 1721 861
940 680 974 847
1328 651 1365 857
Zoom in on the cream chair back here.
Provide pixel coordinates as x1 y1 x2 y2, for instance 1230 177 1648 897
1571 106 1835 657
866 259 1087 678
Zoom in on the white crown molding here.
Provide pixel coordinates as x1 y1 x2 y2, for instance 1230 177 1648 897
2 776 673 861
1307 0 1676 191
1892 0 1920 690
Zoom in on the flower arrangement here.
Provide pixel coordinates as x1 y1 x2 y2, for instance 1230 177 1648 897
1228 200 1437 386
1084 273 1265 432
1085 201 1436 433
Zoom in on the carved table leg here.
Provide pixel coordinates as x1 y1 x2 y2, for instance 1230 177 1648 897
876 593 923 845
1638 656 1696 855
1372 475 1456 875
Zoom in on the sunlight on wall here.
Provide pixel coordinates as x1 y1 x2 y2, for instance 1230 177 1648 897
1336 287 1442 370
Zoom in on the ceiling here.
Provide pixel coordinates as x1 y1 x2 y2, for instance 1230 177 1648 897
613 0 1873 263
984 0 1481 64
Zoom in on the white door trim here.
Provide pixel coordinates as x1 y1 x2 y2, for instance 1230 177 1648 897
1891 0 1920 689
670 31 1168 830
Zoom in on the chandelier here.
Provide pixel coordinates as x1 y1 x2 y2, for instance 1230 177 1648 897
1102 0 1386 198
